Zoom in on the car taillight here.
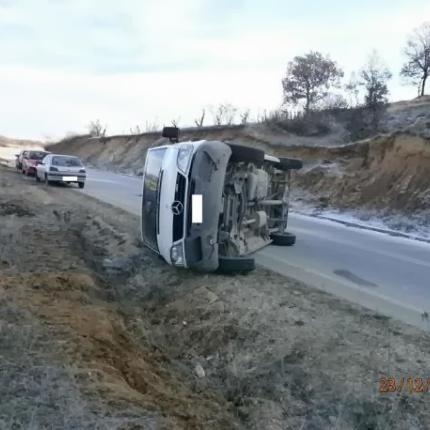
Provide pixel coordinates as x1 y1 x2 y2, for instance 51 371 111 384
50 167 58 172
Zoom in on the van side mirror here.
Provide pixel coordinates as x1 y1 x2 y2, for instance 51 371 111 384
162 127 179 143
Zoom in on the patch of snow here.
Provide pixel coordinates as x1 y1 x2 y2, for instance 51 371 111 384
291 199 430 242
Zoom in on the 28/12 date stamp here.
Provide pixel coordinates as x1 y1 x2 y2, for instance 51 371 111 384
379 377 430 394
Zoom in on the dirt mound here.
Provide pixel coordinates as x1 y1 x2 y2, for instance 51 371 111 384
284 133 430 220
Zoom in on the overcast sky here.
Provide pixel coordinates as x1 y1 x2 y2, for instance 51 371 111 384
0 0 429 140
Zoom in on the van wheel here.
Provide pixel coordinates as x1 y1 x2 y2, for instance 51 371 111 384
217 256 255 274
227 144 265 164
275 157 303 171
270 232 296 246
78 182 85 189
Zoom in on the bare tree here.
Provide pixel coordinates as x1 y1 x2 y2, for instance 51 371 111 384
240 109 250 124
400 22 430 96
129 125 141 134
344 72 360 107
170 118 180 128
282 51 344 112
194 109 206 128
145 120 159 132
359 51 392 128
88 119 107 137
210 103 238 125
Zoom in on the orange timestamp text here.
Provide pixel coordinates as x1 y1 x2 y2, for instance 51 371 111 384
379 377 430 394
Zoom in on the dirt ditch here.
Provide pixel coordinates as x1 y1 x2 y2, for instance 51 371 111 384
1 166 430 429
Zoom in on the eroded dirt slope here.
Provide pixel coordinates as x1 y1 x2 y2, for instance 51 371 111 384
1 166 430 429
48 98 430 229
287 132 430 230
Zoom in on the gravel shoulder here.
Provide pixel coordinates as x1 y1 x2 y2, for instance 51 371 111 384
1 166 430 429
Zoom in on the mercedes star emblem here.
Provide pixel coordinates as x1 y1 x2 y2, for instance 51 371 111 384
171 201 184 215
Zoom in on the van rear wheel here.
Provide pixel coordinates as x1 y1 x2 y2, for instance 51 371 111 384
274 157 303 171
217 256 255 274
270 232 296 246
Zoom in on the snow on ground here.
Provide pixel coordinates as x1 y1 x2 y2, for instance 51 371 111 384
291 198 430 242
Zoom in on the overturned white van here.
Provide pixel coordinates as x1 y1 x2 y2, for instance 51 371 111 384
141 127 302 273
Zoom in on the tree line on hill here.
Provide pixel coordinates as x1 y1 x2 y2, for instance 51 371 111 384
87 22 429 138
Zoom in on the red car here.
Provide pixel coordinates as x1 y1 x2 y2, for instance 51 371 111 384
22 150 50 176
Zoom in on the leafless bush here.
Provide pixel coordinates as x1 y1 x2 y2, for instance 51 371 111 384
210 103 238 126
129 125 142 134
194 109 206 128
261 109 331 136
171 117 180 128
344 72 360 107
319 93 349 110
240 109 250 125
145 120 159 132
87 119 107 137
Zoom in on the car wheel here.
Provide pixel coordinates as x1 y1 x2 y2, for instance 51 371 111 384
44 174 50 185
274 157 303 171
217 256 255 274
227 143 265 164
35 174 40 182
22 169 25 175
270 232 296 246
78 182 85 189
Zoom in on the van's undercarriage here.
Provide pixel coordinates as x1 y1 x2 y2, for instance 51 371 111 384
219 160 291 257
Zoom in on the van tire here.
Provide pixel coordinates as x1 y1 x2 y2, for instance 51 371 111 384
228 144 265 164
275 157 303 170
271 232 296 246
217 256 255 273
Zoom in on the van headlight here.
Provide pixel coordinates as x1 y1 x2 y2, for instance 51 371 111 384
177 145 193 173
170 244 184 266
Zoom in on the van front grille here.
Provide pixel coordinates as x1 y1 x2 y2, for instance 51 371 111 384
173 173 186 241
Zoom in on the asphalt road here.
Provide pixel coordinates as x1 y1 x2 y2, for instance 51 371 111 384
81 168 430 328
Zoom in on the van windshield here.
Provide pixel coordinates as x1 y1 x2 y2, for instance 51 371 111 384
141 148 166 251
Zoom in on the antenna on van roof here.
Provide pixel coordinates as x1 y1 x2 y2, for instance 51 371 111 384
162 127 180 143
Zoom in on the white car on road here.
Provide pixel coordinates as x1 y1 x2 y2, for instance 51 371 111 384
36 154 86 188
